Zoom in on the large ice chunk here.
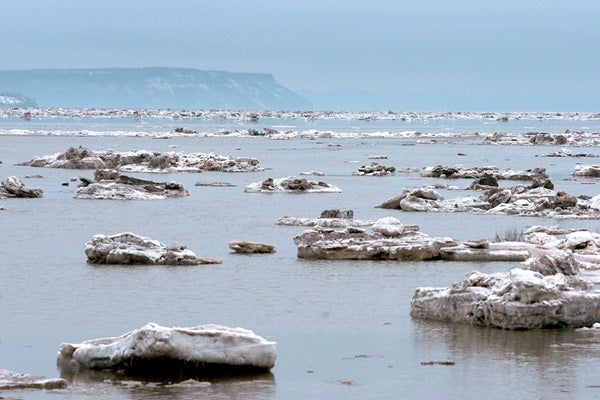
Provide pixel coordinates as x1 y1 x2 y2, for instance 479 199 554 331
57 323 277 377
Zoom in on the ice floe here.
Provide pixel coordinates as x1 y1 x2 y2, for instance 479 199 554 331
352 162 396 176
85 232 222 265
277 209 374 228
18 146 263 173
57 323 276 377
244 176 341 193
0 176 43 198
75 170 188 200
411 248 600 329
293 217 456 260
420 165 548 181
0 369 67 390
573 164 600 178
378 184 600 219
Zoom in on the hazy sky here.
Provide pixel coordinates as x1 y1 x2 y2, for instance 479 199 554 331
1 0 598 111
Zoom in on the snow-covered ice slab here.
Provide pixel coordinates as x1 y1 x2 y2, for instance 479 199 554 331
244 176 341 193
18 146 263 173
0 176 43 198
75 170 189 200
411 249 600 329
420 165 548 181
276 216 374 228
439 241 534 262
57 323 277 377
378 184 600 219
293 217 456 260
573 164 600 178
85 232 222 265
0 369 67 390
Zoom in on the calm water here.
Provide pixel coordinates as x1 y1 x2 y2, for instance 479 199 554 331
1 116 600 399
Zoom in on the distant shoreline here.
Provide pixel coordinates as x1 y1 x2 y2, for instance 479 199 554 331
0 108 598 121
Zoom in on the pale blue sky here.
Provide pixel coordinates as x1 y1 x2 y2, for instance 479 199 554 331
1 0 598 111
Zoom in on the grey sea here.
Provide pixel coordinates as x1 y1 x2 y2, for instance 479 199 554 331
1 113 600 399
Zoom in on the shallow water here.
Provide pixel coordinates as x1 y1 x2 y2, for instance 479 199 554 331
1 116 600 399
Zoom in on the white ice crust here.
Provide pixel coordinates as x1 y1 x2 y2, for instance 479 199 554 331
244 176 341 193
293 217 456 260
84 232 221 265
3 109 599 146
57 322 277 370
411 248 600 330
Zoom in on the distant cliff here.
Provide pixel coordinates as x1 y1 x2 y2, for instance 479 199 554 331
0 67 311 110
0 92 37 108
